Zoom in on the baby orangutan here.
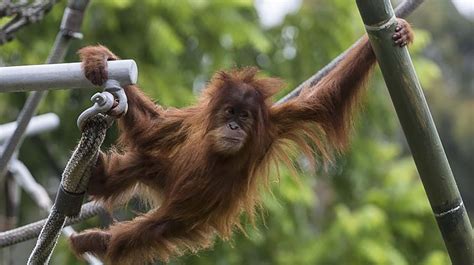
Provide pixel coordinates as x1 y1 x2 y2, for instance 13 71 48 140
70 19 413 264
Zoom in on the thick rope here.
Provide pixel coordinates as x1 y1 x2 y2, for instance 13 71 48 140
0 201 105 248
27 115 110 265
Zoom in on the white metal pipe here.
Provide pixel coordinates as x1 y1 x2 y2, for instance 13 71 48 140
0 60 138 93
0 113 60 142
9 159 52 211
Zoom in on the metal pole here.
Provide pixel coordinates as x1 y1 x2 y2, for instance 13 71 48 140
2 173 20 265
0 0 90 184
0 113 60 142
0 60 138 93
355 1 473 264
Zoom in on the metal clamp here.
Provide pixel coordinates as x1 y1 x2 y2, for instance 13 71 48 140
76 79 128 130
104 79 128 117
60 7 84 39
53 185 84 217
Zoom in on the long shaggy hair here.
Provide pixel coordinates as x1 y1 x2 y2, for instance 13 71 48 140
67 22 418 263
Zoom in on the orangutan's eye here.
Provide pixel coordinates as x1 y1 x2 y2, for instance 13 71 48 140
240 110 250 120
225 107 235 115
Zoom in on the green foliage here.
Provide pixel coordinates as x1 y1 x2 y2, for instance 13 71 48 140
0 0 461 264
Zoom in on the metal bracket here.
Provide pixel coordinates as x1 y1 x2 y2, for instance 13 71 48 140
104 79 128 117
76 79 128 130
60 7 84 39
53 185 84 218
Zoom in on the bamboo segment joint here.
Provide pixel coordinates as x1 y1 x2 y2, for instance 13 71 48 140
434 201 464 218
364 16 397 31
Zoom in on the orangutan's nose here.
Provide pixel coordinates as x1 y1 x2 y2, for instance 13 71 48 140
228 122 239 130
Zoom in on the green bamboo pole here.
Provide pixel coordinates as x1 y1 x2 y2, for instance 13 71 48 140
355 1 473 264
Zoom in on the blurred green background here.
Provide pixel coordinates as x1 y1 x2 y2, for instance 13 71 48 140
0 0 472 264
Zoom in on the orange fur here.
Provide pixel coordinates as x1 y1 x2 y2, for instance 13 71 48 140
70 19 413 265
